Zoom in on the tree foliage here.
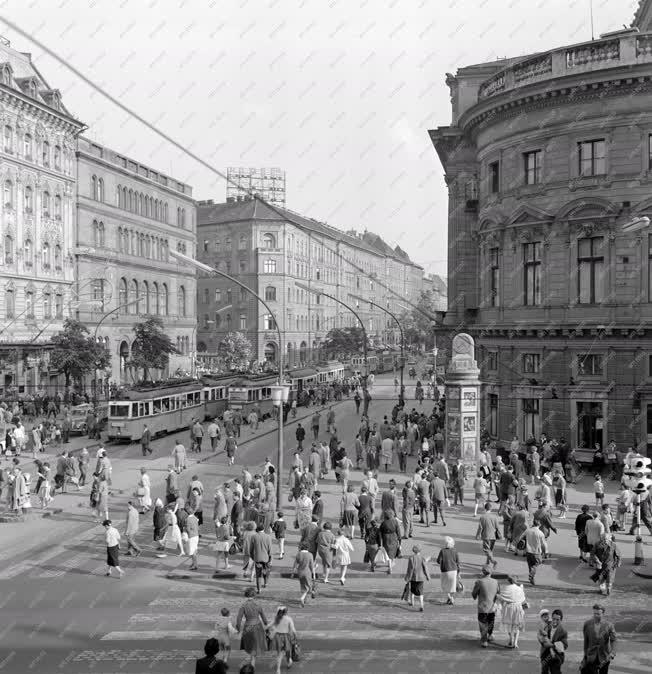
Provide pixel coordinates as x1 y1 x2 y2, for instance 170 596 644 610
218 331 254 371
399 290 438 348
50 318 111 387
129 317 179 382
323 326 366 356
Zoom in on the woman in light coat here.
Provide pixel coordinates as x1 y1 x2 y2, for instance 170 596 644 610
333 528 354 585
295 489 313 530
137 467 152 513
435 536 461 605
497 575 527 649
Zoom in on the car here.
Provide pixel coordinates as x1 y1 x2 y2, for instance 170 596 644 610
69 403 108 435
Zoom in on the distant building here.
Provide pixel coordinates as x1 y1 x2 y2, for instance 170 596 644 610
226 167 286 208
0 36 84 393
422 274 448 312
75 137 197 390
195 197 423 367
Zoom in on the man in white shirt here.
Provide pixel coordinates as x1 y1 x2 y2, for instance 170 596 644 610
103 519 124 578
361 470 379 502
207 419 221 451
517 520 547 586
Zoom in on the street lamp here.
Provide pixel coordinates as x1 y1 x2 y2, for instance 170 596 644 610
169 248 287 505
621 216 651 233
271 383 291 497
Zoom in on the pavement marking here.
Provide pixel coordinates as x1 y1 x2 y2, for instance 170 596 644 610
33 553 88 578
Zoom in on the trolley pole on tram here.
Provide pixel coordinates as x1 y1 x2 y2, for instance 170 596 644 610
169 250 289 506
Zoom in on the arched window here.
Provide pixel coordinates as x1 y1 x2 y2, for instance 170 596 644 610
226 288 232 304
161 283 168 315
4 125 13 152
25 289 34 318
225 313 232 330
98 178 104 202
116 185 122 207
42 242 51 269
43 292 51 319
149 196 154 216
117 226 123 253
119 277 128 312
181 208 186 228
214 312 221 328
4 235 13 264
145 235 151 258
264 286 277 301
143 280 150 314
263 233 276 248
24 185 33 212
98 222 105 247
54 145 61 170
24 133 32 159
264 343 277 363
42 190 50 216
93 220 99 247
129 279 138 313
153 281 160 315
24 239 32 267
263 259 276 274
54 194 62 219
177 285 186 317
54 244 62 270
122 186 127 209
42 140 50 165
3 179 12 208
154 199 159 220
238 235 247 250
177 206 181 226
144 195 149 217
5 287 14 318
128 189 133 212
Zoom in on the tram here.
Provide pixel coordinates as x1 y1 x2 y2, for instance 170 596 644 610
287 361 346 402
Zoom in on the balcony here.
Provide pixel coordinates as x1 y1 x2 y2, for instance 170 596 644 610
476 30 650 102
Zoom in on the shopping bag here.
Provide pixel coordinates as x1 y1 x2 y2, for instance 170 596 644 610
375 547 390 566
456 576 464 593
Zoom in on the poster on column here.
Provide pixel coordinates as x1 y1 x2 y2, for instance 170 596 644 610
462 388 477 411
463 414 476 434
463 439 476 461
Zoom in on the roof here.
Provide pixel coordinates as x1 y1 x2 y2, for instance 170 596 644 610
198 198 421 266
429 274 448 294
633 0 652 30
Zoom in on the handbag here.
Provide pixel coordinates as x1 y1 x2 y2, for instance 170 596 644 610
290 638 302 662
456 576 464 593
516 538 526 551
136 486 146 497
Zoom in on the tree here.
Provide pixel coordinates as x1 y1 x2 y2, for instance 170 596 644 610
218 331 253 371
129 317 179 382
323 326 366 357
400 290 438 349
50 318 111 387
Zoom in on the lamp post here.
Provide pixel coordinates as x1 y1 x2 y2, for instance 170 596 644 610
169 249 287 505
271 382 291 501
294 281 369 388
350 293 405 402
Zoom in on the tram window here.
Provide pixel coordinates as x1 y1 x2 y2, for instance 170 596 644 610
110 403 130 417
131 403 139 417
142 402 151 416
153 399 161 414
194 392 201 405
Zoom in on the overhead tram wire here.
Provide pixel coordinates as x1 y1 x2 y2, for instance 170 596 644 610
0 15 432 321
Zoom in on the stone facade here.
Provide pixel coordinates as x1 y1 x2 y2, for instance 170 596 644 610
195 197 423 366
75 137 196 388
430 21 652 455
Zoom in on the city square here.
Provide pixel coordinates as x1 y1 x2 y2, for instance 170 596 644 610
1 1 652 673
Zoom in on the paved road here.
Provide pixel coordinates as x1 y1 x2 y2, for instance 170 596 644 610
0 374 650 673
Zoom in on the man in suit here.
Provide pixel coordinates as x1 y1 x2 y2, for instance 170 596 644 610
450 458 466 506
471 567 500 648
250 524 273 594
358 486 374 539
404 543 430 611
417 475 431 526
430 474 448 526
581 604 617 674
402 480 416 538
476 502 502 568
539 608 569 674
381 479 398 516
299 516 321 564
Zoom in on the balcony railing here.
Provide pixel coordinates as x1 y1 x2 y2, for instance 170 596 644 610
477 31 650 101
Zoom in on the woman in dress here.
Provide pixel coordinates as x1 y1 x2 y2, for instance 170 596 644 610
295 489 313 530
340 484 360 539
236 586 269 669
379 509 401 575
315 521 336 583
268 606 297 674
159 502 185 557
552 471 567 518
333 527 354 585
31 425 42 458
435 536 461 605
153 498 168 551
292 545 315 607
497 575 527 649
364 518 382 572
37 462 53 510
137 467 152 514
214 516 233 570
509 504 530 558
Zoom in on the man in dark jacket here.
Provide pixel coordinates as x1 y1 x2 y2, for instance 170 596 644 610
251 524 273 593
575 504 593 563
165 466 180 504
312 491 324 524
402 480 416 538
358 486 374 539
380 479 398 516
296 423 306 451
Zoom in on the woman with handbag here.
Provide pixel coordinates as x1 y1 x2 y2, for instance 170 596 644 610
136 467 151 514
509 504 530 558
364 519 382 572
267 606 297 674
379 509 401 575
497 575 528 649
434 536 461 605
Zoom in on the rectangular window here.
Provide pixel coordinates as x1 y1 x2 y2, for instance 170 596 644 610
524 150 542 185
489 247 500 307
576 401 603 448
578 237 605 304
487 351 498 371
239 314 247 330
577 353 603 376
203 288 209 304
55 294 63 318
522 353 541 374
489 161 500 193
263 314 276 330
215 288 221 303
578 139 606 177
239 260 247 273
488 394 498 437
521 398 540 440
92 279 105 312
523 242 542 306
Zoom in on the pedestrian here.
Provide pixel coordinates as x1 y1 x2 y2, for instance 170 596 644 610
476 502 502 569
171 439 187 473
451 457 466 506
316 521 336 583
158 502 185 557
94 473 109 522
473 472 488 517
510 504 530 558
123 500 142 557
402 480 416 539
225 433 237 465
195 637 227 674
36 462 53 509
271 511 287 559
292 544 315 607
215 516 233 570
499 496 515 552
430 473 448 526
497 575 527 649
165 465 180 504
192 418 204 452
337 450 353 493
357 486 374 540
186 510 200 571
417 473 431 526
516 519 547 586
472 566 500 648
311 410 320 440
136 467 152 513
379 509 402 575
207 418 221 451
364 518 382 572
251 523 273 594
585 512 605 568
403 543 430 611
539 608 568 673
340 484 360 539
580 604 617 674
590 533 621 596
153 498 167 550
241 521 257 583
594 475 605 508
102 519 124 578
295 489 313 530
268 605 297 674
77 447 89 487
141 424 152 456
333 527 354 585
552 472 567 518
435 536 461 605
236 586 270 669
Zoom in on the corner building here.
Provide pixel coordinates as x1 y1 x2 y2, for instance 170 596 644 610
430 3 652 456
75 137 196 388
196 197 423 366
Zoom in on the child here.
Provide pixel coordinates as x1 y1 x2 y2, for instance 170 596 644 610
594 475 605 508
271 511 286 559
214 607 238 663
472 473 487 517
616 486 632 531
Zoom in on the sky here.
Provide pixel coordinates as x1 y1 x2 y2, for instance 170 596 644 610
0 0 640 278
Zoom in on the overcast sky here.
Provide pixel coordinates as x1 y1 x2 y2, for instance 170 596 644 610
0 0 639 277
